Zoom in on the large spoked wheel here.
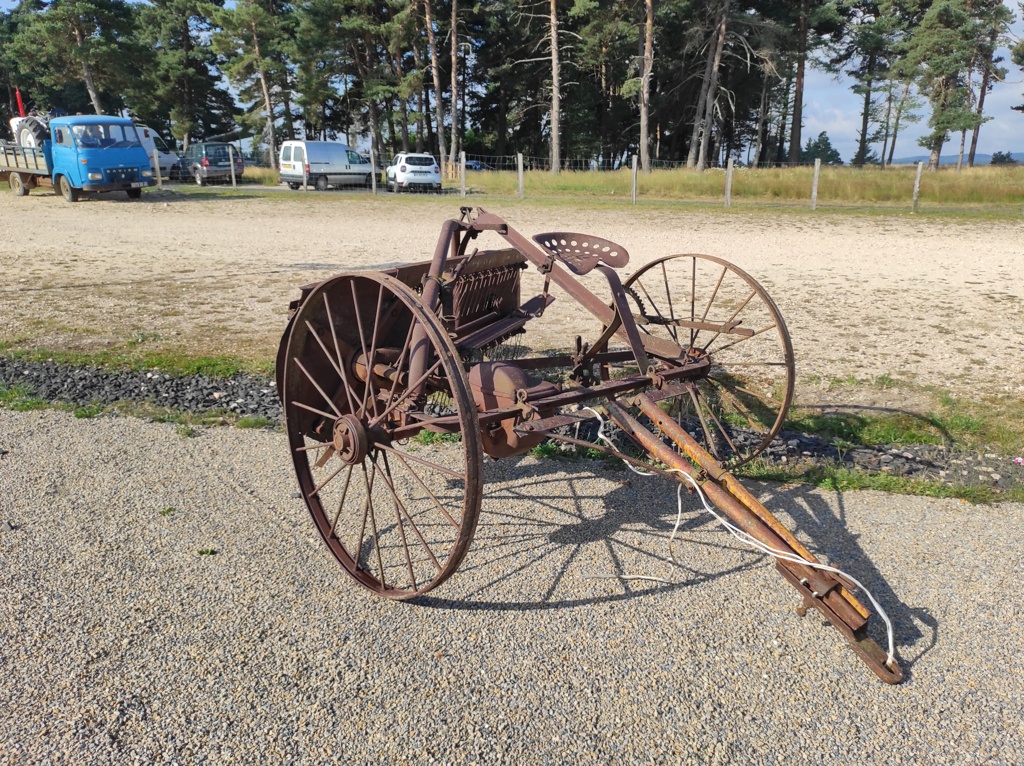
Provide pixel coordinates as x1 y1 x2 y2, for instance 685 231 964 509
281 272 483 599
623 254 795 467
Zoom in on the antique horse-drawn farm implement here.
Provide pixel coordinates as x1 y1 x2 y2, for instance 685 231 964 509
277 207 904 684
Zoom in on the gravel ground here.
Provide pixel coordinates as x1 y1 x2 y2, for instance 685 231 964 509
2 409 1023 764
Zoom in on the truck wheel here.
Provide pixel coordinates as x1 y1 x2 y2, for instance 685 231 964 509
126 188 142 200
287 182 301 190
364 173 373 188
58 175 79 203
193 169 205 187
315 175 328 191
16 117 48 148
9 173 28 197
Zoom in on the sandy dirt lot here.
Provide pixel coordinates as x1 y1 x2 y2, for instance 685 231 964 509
1 188 1022 406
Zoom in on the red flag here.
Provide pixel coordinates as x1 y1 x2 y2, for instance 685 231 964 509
15 87 25 118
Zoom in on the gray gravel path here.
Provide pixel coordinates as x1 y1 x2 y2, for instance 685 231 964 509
2 410 1022 765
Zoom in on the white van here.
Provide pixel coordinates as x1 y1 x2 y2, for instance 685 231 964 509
135 124 179 179
279 140 373 190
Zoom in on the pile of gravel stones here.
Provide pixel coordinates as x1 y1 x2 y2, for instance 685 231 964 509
2 357 1021 491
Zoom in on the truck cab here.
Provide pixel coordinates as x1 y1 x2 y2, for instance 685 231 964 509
47 115 155 201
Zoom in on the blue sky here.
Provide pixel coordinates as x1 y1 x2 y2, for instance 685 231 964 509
4 0 1021 161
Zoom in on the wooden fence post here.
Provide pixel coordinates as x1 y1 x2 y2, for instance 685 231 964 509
460 151 466 198
517 153 524 200
371 151 377 195
228 145 237 189
811 158 821 211
912 161 924 213
152 149 162 190
725 157 734 208
631 154 638 204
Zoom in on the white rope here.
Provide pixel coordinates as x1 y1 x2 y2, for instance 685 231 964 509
578 407 897 669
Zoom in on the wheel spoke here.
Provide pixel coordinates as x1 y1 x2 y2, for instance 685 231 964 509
293 358 344 417
375 442 465 481
328 465 355 537
349 280 375 420
710 323 779 355
292 400 338 421
380 452 418 589
369 357 444 428
700 289 756 353
378 453 444 574
363 283 387 421
323 293 361 416
388 449 462 529
693 264 728 349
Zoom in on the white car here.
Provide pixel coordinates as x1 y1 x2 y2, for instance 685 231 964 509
385 153 442 193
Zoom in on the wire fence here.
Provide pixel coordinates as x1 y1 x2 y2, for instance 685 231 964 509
150 148 1024 215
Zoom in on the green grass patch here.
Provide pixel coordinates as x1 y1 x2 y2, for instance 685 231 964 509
198 548 218 556
159 507 175 517
0 342 274 379
0 383 48 411
412 430 462 445
236 415 274 429
737 459 1013 503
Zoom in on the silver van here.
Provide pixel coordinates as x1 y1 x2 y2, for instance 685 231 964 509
279 140 373 190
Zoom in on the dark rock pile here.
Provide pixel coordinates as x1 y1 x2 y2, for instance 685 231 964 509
0 358 281 421
2 357 1021 490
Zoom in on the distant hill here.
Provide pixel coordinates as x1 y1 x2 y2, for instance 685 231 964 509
890 152 1024 165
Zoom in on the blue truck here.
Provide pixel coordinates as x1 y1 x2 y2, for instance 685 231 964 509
1 114 156 202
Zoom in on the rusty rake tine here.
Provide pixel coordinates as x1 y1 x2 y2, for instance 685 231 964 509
388 450 461 529
701 289 756 353
378 453 444 574
328 465 355 538
292 358 344 417
706 379 770 436
322 293 360 417
695 383 744 456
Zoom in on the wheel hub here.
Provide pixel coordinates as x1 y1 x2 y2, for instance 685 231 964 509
332 414 370 465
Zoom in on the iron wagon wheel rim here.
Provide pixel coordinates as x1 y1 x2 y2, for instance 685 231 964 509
622 253 795 467
282 272 483 599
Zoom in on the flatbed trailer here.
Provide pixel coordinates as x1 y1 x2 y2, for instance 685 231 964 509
0 142 53 194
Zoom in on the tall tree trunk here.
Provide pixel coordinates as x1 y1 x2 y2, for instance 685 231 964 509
774 73 792 165
411 40 426 152
927 133 944 171
447 0 459 170
879 81 894 170
686 21 718 169
787 0 808 164
696 3 729 173
853 53 875 165
73 24 104 114
639 0 654 172
968 27 997 167
886 80 911 166
249 20 276 164
751 68 771 169
422 0 446 163
549 0 561 173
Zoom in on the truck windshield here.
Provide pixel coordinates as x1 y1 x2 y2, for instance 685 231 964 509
72 123 142 150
